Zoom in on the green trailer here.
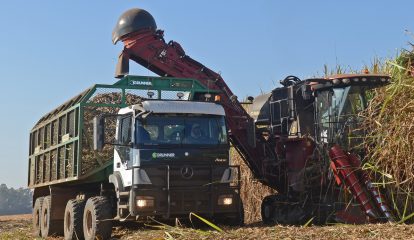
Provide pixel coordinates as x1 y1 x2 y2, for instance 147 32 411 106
28 75 218 189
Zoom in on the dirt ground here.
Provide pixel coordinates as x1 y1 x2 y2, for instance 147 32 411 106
1 214 414 240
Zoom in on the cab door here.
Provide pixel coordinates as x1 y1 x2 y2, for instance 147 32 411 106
115 115 132 168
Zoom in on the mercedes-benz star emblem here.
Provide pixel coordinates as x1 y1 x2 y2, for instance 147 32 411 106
181 166 194 179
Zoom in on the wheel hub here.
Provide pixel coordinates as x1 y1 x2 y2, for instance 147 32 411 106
42 209 48 229
65 211 72 232
86 210 93 236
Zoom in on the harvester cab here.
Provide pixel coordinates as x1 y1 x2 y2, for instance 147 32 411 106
251 74 393 224
310 74 390 150
251 74 389 146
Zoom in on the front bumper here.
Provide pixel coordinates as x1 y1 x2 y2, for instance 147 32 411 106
128 165 241 219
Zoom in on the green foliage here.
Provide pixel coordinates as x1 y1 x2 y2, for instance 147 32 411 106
189 212 223 232
360 47 414 222
0 184 32 215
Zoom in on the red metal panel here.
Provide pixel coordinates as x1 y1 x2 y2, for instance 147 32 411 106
347 153 395 222
329 145 379 220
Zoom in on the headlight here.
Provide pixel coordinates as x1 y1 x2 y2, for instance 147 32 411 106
218 195 233 205
136 196 154 208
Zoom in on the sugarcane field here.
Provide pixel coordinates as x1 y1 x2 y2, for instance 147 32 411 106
1 2 414 240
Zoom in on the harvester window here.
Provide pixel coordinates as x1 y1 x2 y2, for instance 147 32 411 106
316 86 368 147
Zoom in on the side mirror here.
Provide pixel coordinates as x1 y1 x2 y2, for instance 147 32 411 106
93 116 105 151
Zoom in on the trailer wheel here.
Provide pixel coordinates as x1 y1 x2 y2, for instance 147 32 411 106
83 196 113 240
32 197 44 237
64 199 86 240
41 196 62 238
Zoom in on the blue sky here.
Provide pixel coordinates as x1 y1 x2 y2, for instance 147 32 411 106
0 1 412 188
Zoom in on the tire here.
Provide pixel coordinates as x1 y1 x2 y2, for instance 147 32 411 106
64 199 86 240
228 201 245 226
237 201 245 226
215 199 245 227
261 194 307 225
41 196 63 238
83 196 113 240
32 197 44 237
261 195 276 224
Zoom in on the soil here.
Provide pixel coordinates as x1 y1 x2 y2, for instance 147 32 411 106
1 214 414 240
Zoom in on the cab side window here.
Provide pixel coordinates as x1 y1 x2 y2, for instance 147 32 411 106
118 116 132 145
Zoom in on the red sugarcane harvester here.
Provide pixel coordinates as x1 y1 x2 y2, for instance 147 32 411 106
112 8 394 224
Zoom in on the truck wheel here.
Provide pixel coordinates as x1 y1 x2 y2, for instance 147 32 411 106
237 201 245 226
228 201 245 226
32 197 44 237
64 199 86 240
83 196 113 240
41 196 62 238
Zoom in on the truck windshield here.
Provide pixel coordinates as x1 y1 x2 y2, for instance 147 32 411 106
135 114 228 147
316 86 367 149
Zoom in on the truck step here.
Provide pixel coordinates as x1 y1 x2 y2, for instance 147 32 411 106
119 191 129 197
118 204 129 209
